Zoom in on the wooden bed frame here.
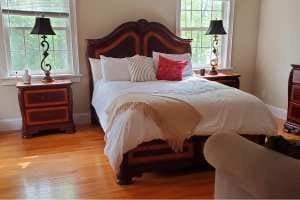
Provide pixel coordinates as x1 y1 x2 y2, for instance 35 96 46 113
86 19 266 185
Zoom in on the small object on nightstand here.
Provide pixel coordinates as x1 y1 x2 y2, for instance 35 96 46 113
199 68 206 76
16 80 75 138
22 69 31 84
196 71 240 89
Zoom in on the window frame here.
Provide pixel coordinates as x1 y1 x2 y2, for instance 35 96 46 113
176 0 235 69
0 0 80 82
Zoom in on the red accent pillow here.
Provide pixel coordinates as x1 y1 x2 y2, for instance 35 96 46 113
156 56 188 81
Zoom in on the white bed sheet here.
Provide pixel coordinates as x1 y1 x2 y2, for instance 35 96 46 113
92 77 277 172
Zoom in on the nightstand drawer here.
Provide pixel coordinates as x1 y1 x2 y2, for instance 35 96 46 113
26 106 69 126
24 88 68 108
216 79 239 88
291 85 300 104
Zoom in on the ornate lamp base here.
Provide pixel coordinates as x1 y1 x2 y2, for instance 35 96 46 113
42 71 54 83
39 35 54 83
209 34 220 76
208 66 218 75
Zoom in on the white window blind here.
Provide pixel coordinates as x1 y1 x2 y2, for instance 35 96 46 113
178 0 233 69
0 0 77 76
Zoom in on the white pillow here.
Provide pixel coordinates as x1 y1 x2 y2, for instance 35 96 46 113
152 52 193 77
100 55 131 81
88 58 102 83
127 55 157 82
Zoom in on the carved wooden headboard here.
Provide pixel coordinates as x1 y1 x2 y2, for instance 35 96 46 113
86 19 192 124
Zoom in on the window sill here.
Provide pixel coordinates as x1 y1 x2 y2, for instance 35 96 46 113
0 74 82 86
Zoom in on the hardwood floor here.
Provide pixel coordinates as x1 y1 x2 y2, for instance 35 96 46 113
0 126 214 199
0 120 299 199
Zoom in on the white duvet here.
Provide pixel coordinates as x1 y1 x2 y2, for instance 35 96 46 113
92 76 277 172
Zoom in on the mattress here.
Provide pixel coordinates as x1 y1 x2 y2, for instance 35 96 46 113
92 76 277 172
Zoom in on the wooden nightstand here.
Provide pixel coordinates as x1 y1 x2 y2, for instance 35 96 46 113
284 64 300 135
16 80 75 138
195 71 240 89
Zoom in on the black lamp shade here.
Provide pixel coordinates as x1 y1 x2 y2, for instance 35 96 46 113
206 20 227 35
30 17 56 35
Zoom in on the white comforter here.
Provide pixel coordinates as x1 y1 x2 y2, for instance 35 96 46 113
92 77 277 172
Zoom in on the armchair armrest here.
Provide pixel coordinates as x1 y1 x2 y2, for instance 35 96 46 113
204 134 300 199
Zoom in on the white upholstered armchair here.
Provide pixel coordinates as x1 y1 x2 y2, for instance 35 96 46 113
204 134 300 199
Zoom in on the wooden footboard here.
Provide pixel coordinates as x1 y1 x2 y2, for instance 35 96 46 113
117 135 266 185
117 139 196 185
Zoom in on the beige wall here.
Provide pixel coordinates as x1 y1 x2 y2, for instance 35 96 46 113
232 0 261 92
255 0 300 109
0 0 261 124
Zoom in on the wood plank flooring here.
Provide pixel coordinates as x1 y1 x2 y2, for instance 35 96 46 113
0 126 214 199
0 120 299 199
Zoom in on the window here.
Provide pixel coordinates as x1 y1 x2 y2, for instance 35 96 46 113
177 0 234 68
0 0 79 77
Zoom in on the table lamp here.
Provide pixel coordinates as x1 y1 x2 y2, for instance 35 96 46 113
206 20 227 75
31 17 56 82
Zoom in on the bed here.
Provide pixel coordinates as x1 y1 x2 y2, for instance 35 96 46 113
87 19 277 185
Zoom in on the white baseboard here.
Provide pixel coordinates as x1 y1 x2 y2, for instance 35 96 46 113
0 118 22 132
267 104 287 120
73 113 91 125
0 113 90 132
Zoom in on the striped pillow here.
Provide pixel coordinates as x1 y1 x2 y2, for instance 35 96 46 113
127 55 157 82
